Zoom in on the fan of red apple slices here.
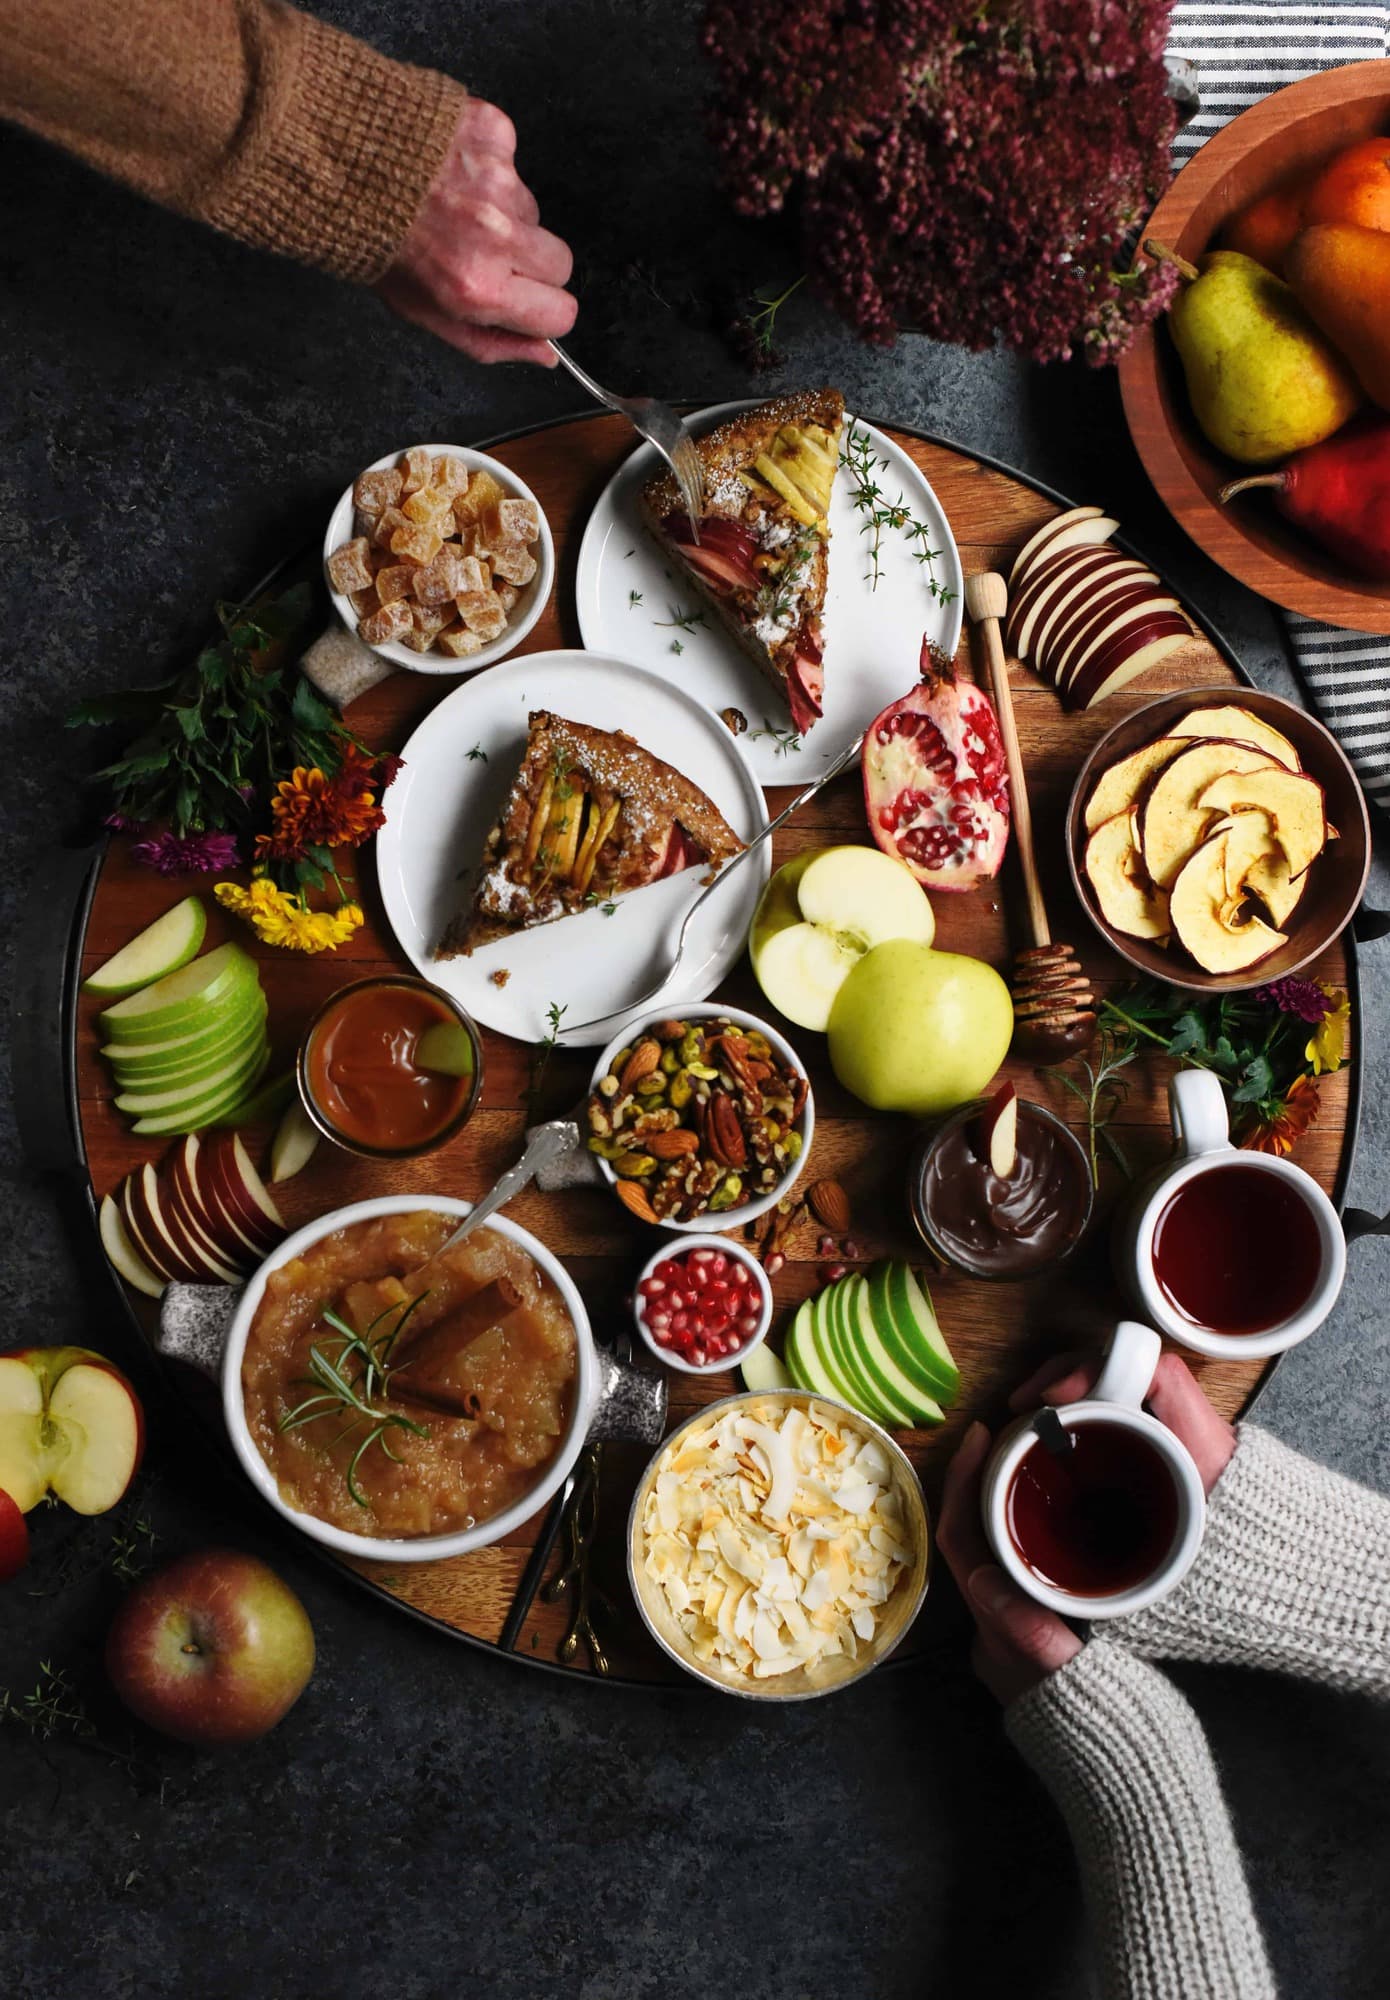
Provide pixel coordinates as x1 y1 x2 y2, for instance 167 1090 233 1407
1005 507 1195 710
1081 704 1332 974
100 1130 285 1296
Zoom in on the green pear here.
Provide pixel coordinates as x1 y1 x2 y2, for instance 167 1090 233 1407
1166 249 1362 466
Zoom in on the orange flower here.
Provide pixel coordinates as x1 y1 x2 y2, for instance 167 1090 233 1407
254 763 384 861
1242 1074 1321 1158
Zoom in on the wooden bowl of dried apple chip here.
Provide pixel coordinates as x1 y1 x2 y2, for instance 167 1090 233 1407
628 1391 930 1700
1065 686 1371 993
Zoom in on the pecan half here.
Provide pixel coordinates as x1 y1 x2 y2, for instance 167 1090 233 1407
707 1093 747 1169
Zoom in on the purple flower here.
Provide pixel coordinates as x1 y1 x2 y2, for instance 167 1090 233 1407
130 828 241 876
1255 976 1328 1025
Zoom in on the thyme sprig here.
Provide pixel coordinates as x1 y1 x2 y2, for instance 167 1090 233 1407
755 526 819 628
653 604 707 634
280 1297 431 1508
748 716 803 757
1046 1023 1141 1185
839 425 956 604
524 1001 569 1120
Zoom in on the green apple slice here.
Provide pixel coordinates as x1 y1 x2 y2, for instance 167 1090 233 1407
741 1344 792 1394
207 1069 295 1129
415 1021 475 1076
270 1101 320 1183
130 1050 271 1136
107 1007 268 1093
98 943 260 1042
833 1276 925 1427
115 1037 267 1118
785 1300 839 1400
867 1261 960 1402
101 990 268 1079
816 1281 890 1420
83 896 207 998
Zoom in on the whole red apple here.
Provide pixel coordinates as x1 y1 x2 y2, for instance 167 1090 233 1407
0 1488 28 1581
105 1548 315 1744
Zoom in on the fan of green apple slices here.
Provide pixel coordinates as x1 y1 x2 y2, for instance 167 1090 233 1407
779 1261 959 1430
1080 704 1331 975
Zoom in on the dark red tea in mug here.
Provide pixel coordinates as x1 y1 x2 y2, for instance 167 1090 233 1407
1007 1421 1180 1597
1152 1163 1322 1335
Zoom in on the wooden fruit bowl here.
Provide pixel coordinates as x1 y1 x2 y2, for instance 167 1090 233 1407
1118 62 1390 635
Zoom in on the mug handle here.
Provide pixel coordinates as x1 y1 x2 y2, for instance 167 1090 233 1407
1092 1320 1164 1411
1170 1069 1231 1157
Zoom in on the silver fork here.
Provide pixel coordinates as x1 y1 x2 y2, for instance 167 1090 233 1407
549 342 704 540
565 729 866 1039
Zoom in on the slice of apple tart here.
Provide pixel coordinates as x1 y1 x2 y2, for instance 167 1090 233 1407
436 711 744 956
640 388 844 737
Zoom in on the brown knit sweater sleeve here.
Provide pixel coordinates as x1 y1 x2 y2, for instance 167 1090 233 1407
0 0 467 281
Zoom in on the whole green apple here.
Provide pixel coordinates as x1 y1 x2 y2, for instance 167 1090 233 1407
105 1548 315 1744
827 939 1012 1115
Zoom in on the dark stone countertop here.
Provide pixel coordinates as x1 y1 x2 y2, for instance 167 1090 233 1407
3 5 1388 1995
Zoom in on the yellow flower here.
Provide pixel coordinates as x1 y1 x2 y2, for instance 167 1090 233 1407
215 876 363 954
1307 985 1350 1075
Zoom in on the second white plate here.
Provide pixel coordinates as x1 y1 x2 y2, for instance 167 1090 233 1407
575 408 964 789
375 650 771 1046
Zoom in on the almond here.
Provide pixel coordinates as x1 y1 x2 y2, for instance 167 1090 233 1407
614 1180 658 1224
618 1039 662 1093
809 1179 851 1235
647 1129 700 1159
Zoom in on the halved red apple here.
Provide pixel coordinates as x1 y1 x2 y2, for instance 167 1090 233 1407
0 1346 144 1515
0 1487 28 1580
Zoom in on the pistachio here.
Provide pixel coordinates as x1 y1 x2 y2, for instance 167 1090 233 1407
669 1070 693 1109
614 1153 656 1179
688 1062 719 1081
634 1072 666 1098
660 1046 680 1074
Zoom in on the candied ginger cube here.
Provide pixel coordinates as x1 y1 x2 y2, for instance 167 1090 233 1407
390 520 444 566
375 564 414 604
403 602 451 651
373 504 411 551
347 586 379 618
399 445 432 497
498 497 540 544
431 455 469 496
495 582 519 613
403 485 454 528
353 467 403 518
454 469 505 529
436 624 485 658
358 600 412 647
490 545 537 587
412 545 471 607
327 536 375 594
453 554 487 594
457 589 508 640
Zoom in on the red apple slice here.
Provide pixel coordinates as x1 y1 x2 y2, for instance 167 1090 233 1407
786 647 824 734
1070 623 1193 712
1008 506 1114 588
158 1154 245 1283
99 1192 165 1299
176 1133 270 1265
120 1170 180 1285
1028 561 1159 675
1051 589 1182 696
204 1131 284 1257
980 1081 1019 1177
125 1162 216 1285
0 1487 27 1580
1005 547 1149 658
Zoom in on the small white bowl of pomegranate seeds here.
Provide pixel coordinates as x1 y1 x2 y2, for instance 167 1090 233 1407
633 1236 773 1376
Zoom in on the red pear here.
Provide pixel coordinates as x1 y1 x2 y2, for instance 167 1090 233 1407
1221 417 1390 579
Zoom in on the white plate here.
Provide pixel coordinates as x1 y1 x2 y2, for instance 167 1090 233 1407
323 443 554 677
376 651 771 1045
575 407 964 789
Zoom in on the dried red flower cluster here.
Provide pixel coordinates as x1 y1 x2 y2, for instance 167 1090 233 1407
701 0 1180 363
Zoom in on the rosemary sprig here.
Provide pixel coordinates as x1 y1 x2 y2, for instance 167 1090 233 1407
280 1296 431 1508
1046 1022 1142 1185
524 1001 569 1120
839 425 956 604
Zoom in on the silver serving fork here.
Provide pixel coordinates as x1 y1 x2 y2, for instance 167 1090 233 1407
549 342 705 540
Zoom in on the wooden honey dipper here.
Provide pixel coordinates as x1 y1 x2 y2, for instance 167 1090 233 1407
964 572 1097 1066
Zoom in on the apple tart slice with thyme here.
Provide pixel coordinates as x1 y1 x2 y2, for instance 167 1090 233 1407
640 388 845 736
436 711 745 956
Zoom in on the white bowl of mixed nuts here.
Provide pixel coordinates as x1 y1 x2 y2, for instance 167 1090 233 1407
586 1005 813 1231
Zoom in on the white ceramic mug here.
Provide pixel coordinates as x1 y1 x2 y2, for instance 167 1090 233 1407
1114 1069 1346 1360
980 1320 1206 1619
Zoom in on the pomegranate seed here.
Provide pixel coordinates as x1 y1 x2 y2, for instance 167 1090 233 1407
843 1240 862 1261
646 1311 670 1333
638 1278 662 1299
738 1313 760 1337
817 1234 835 1257
765 1251 785 1277
690 1248 715 1265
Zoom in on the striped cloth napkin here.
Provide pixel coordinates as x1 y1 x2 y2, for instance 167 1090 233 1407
1167 3 1390 815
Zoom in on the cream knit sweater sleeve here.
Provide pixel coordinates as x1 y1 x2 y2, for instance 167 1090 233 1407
1007 1643 1275 2000
1111 1424 1390 1696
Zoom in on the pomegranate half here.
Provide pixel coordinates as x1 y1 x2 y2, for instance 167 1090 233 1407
862 641 1010 891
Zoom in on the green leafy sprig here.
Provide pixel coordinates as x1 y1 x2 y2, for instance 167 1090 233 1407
1099 982 1318 1132
839 425 956 604
1047 1022 1142 1185
67 583 348 837
280 1297 431 1509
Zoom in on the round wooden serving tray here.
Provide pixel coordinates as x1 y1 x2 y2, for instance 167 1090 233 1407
1119 62 1390 636
60 415 1361 1684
